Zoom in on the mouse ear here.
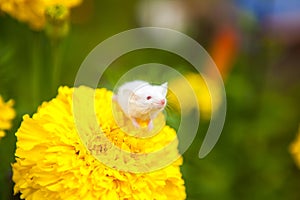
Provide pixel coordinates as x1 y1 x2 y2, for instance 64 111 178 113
123 89 132 97
124 89 140 100
161 82 168 96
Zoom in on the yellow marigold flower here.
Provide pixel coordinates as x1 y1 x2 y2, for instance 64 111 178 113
12 86 186 200
0 0 82 30
0 95 15 139
168 73 221 119
45 4 70 39
290 126 300 167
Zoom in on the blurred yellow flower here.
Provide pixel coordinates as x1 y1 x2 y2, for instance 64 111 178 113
0 96 15 139
168 73 221 119
13 86 186 200
0 0 82 30
45 4 70 39
290 126 300 167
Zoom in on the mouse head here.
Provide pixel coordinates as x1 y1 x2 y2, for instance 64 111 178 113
129 82 168 112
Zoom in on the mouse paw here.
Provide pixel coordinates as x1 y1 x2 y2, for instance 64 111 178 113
112 95 117 102
131 118 140 129
147 120 154 131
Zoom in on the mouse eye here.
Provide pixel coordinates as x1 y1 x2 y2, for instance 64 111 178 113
146 96 152 100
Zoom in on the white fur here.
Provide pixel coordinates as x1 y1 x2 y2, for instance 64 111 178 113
114 80 168 129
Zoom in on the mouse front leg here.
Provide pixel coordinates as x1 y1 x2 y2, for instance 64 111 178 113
130 117 140 128
147 119 154 131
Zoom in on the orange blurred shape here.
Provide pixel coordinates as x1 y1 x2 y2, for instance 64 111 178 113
210 26 238 79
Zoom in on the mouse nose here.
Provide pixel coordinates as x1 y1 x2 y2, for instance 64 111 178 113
160 99 165 105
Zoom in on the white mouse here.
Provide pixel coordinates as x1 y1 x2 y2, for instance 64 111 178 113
113 80 168 130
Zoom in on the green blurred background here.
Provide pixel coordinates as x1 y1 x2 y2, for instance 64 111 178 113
1 0 300 199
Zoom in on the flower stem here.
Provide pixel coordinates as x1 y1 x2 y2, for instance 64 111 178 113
32 32 42 110
51 41 60 94
50 39 65 95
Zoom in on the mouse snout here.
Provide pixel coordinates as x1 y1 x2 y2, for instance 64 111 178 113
160 99 165 105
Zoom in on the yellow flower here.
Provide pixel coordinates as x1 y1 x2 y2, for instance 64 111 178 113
0 95 15 139
290 126 300 167
0 0 82 30
168 73 221 119
13 86 186 200
45 4 70 39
